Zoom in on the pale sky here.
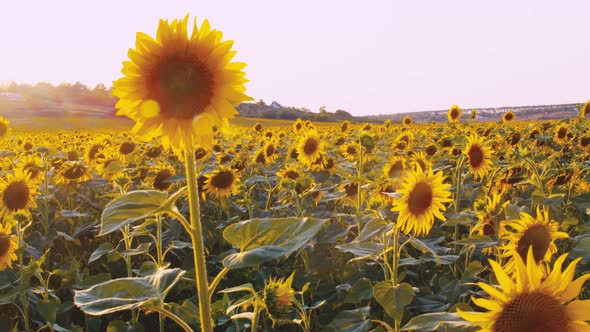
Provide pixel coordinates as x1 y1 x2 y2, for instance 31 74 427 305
1 1 589 116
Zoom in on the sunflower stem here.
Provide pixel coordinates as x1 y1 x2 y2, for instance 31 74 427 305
184 139 214 332
17 221 30 332
392 224 401 332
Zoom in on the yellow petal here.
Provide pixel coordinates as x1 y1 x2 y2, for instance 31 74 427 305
560 273 590 303
567 300 590 322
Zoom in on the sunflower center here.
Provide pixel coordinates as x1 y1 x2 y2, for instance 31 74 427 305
581 137 590 147
450 109 459 119
468 145 484 169
284 170 300 180
407 182 433 215
266 145 276 156
149 54 214 119
516 224 551 262
494 291 567 332
557 128 567 139
24 163 40 180
0 232 10 257
88 144 104 160
345 183 359 197
3 181 30 211
303 138 319 155
505 113 514 121
211 171 234 189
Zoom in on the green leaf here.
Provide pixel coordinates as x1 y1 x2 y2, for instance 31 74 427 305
222 217 326 269
99 190 170 236
37 299 60 325
74 268 185 316
373 282 414 321
88 243 114 264
344 278 373 303
356 218 394 242
325 306 372 332
401 312 473 331
336 242 384 259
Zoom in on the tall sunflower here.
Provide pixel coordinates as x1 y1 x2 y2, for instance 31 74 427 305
458 249 590 332
403 116 413 126
499 206 568 275
579 100 589 118
391 165 452 236
464 134 494 180
0 169 38 217
0 223 17 270
554 125 569 143
112 15 252 155
502 111 515 123
204 167 239 199
448 104 462 123
0 116 11 140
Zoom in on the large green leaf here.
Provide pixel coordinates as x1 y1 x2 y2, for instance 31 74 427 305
222 217 326 269
99 190 170 236
401 312 474 331
324 306 372 332
373 282 414 321
74 268 185 316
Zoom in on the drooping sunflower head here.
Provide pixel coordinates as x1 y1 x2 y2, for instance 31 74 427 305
0 169 38 217
204 167 239 199
55 162 93 184
458 249 590 332
296 130 325 168
473 191 504 237
263 273 296 319
499 206 568 275
149 164 176 191
0 223 17 271
85 142 105 164
341 120 351 133
470 109 477 120
391 165 452 236
448 104 462 123
502 110 515 123
383 156 406 179
112 15 252 156
0 116 11 140
464 134 494 180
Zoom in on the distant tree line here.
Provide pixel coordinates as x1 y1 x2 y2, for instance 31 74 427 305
0 82 377 122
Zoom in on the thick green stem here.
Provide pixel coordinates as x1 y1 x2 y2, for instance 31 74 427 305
184 140 214 332
392 225 400 332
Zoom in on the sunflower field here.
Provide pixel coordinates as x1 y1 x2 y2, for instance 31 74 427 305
1 15 590 332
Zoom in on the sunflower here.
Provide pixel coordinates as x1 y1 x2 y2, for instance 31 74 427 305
55 162 93 184
464 134 494 180
18 154 45 184
0 223 17 270
264 273 296 319
118 141 136 155
448 104 462 123
204 167 239 199
579 100 589 118
402 116 413 126
296 130 325 167
502 111 515 123
499 206 568 275
293 119 304 133
473 192 505 237
410 151 431 173
150 164 176 191
383 156 406 179
112 15 252 156
340 143 359 161
0 116 11 140
85 142 105 164
96 149 125 180
458 249 590 332
263 142 279 163
554 125 569 143
0 169 38 217
391 165 452 236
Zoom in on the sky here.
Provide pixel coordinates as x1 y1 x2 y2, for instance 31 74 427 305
1 1 589 116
